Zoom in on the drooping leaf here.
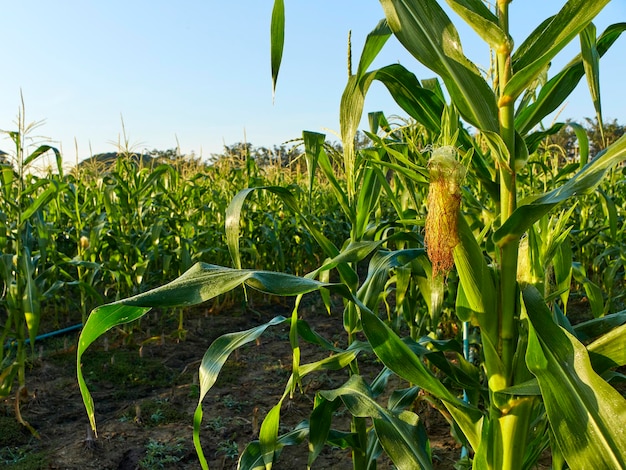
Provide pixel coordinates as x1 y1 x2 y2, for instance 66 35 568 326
523 285 626 468
77 304 152 433
360 306 483 449
494 133 626 246
320 375 433 470
77 264 348 435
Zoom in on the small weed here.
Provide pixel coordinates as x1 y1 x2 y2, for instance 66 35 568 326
150 408 165 424
139 438 185 469
188 383 200 399
0 446 47 468
216 439 239 461
221 394 247 412
206 415 227 433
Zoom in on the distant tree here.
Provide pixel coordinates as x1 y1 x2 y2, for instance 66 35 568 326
549 118 625 161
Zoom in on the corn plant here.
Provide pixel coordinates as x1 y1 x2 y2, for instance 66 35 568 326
0 108 64 432
77 1 626 469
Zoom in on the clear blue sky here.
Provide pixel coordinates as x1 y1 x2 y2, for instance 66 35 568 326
2 1 625 166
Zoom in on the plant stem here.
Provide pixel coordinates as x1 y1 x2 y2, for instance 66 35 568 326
493 3 527 469
496 0 518 390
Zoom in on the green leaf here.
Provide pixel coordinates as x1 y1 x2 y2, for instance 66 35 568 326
360 307 483 449
380 0 498 132
580 22 603 132
320 375 433 470
367 64 445 134
506 0 611 102
523 285 626 468
494 133 626 246
239 423 309 470
357 248 424 311
515 23 626 135
193 316 288 469
356 19 393 78
20 248 40 351
587 323 626 373
270 0 285 98
308 396 342 467
445 0 508 49
77 264 346 436
573 310 626 342
20 184 59 222
77 304 152 434
454 215 496 334
22 144 59 168
572 262 604 318
259 400 283 469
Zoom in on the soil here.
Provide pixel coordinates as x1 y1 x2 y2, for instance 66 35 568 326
6 293 610 469
1 293 469 470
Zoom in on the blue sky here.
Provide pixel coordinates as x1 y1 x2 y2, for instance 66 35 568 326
2 1 625 165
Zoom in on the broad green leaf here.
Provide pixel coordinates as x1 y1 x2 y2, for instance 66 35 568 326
77 304 152 434
445 0 508 49
356 19 393 78
239 423 309 470
374 414 432 470
320 375 433 470
523 285 626 468
587 323 626 373
308 396 342 468
494 133 626 246
580 23 603 133
270 0 285 98
380 0 498 132
515 19 626 135
360 306 483 449
573 310 626 342
506 0 611 102
192 315 288 469
21 248 40 350
368 64 445 134
259 400 283 469
77 264 345 434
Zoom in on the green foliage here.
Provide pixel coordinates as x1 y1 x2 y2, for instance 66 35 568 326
139 438 185 469
68 1 626 469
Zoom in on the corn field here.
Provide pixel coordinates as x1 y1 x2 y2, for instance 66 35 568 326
3 1 626 469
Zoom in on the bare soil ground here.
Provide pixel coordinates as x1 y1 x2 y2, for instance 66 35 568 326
2 295 468 470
